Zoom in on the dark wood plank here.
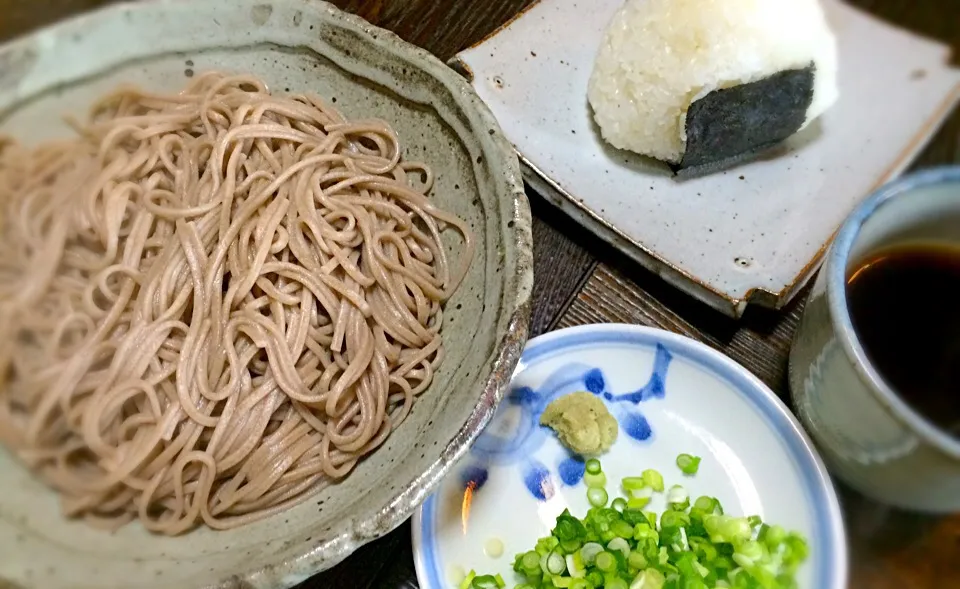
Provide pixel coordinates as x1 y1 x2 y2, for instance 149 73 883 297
845 0 960 66
0 0 114 42
559 264 807 395
328 0 537 61
0 0 538 63
528 192 600 336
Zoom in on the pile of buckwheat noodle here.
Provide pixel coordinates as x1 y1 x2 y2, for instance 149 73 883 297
0 72 474 535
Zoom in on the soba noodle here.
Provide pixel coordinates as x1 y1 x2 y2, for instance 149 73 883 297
0 72 474 534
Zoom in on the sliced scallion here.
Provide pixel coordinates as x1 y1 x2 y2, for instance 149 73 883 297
595 550 617 572
545 551 566 575
627 550 648 570
467 458 809 589
676 453 702 475
468 573 501 589
693 496 716 512
641 469 664 492
587 486 609 507
666 484 688 504
621 476 646 492
607 537 631 558
458 570 476 589
585 458 602 475
583 471 607 489
565 552 586 578
579 542 604 564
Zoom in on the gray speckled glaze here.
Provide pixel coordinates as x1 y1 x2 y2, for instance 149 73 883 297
0 1 533 587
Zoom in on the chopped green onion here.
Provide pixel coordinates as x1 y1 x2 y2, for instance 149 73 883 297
666 484 689 505
585 458 602 475
641 469 664 492
759 523 787 549
633 525 658 544
631 569 666 589
583 471 607 489
693 496 716 512
467 458 809 589
539 551 551 574
586 571 604 587
676 453 702 475
545 551 566 575
660 509 687 529
565 552 586 578
587 486 609 507
595 550 617 572
519 550 540 575
621 476 646 492
579 542 604 564
469 573 502 589
627 551 648 569
607 537 631 558
559 538 582 554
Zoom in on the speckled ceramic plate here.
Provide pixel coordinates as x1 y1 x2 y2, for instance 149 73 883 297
450 0 960 318
0 1 533 588
413 324 847 589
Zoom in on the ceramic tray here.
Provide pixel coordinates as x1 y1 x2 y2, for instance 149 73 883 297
450 0 960 318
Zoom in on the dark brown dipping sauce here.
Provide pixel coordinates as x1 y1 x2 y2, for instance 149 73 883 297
847 245 960 436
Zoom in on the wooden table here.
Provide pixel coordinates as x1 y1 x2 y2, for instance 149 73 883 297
3 1 960 587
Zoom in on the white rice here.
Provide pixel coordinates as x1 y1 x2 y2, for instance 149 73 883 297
587 0 839 164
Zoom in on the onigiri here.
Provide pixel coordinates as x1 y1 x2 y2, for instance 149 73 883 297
587 0 839 176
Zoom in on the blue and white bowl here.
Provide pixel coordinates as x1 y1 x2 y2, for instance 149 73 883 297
413 324 847 589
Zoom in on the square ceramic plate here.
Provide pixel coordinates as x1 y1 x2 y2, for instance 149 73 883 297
449 0 960 318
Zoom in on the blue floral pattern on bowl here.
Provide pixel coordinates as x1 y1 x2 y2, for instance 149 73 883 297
460 343 674 500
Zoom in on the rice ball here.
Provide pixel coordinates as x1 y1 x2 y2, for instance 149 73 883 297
587 0 839 168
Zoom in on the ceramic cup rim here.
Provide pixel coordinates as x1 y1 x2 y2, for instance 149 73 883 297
827 165 960 460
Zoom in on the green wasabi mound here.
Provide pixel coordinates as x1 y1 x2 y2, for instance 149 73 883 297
540 392 618 456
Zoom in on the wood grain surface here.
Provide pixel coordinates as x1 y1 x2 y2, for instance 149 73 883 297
2 0 959 588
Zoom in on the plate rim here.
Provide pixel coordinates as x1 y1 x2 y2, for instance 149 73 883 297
413 323 849 589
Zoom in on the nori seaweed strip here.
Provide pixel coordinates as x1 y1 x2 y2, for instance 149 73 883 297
672 64 816 179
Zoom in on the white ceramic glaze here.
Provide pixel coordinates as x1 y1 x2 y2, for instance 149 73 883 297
414 324 847 589
0 1 534 587
789 166 960 513
451 0 960 318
